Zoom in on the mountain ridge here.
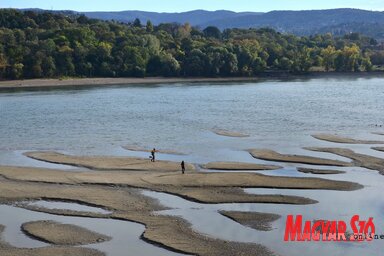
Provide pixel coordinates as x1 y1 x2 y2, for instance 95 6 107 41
15 8 384 38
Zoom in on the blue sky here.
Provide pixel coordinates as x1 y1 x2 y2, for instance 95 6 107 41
0 0 383 12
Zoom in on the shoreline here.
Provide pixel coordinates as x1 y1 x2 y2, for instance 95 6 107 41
0 72 383 90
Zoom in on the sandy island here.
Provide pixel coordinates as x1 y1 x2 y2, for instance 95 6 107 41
220 211 281 231
312 134 384 144
248 149 351 166
22 221 111 246
202 162 281 171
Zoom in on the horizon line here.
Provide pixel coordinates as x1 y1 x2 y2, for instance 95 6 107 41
1 7 383 14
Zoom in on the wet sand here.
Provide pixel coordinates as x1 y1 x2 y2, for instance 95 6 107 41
220 211 281 231
212 129 250 138
248 149 351 166
312 134 384 144
202 162 281 171
297 167 346 175
306 147 384 175
22 221 111 245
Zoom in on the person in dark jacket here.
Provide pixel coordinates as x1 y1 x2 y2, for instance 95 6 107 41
151 148 156 162
181 160 185 174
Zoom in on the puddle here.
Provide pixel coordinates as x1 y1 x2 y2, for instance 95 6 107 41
0 204 184 256
20 200 112 215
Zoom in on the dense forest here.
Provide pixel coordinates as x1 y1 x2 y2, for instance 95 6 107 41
0 9 383 79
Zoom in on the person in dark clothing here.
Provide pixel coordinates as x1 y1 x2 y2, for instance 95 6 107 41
151 148 156 162
181 160 185 174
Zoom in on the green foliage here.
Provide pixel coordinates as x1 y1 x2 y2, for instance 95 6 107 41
0 9 380 80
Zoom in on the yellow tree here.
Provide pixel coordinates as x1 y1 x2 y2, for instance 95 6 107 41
321 46 336 71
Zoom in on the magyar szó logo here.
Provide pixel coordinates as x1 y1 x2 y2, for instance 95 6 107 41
284 215 382 242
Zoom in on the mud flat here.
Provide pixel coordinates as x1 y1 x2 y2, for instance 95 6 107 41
212 129 250 138
123 145 186 155
25 151 195 172
297 167 346 175
0 225 104 256
306 147 384 175
202 162 281 171
312 134 384 144
220 211 280 231
22 221 111 246
248 149 351 166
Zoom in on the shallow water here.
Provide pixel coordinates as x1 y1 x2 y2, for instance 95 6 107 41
1 76 384 255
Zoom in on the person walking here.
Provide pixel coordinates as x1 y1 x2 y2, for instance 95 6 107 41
181 160 185 174
151 148 156 162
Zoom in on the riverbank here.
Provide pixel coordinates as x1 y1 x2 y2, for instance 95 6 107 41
0 72 383 90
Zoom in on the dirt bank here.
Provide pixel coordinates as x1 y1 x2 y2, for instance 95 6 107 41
0 77 260 90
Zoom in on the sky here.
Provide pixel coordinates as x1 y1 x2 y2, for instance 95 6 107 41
0 0 383 12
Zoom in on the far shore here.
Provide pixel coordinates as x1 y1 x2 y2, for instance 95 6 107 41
0 72 383 90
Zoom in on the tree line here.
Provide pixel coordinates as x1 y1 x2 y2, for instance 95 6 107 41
0 9 382 80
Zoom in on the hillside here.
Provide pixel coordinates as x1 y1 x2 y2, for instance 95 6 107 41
0 9 381 81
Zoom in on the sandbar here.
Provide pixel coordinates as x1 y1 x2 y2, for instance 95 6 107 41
212 129 250 138
312 134 384 144
306 147 384 175
297 167 346 175
248 149 351 166
220 211 280 231
0 225 104 256
372 147 384 152
22 221 111 246
202 162 281 171
25 151 195 172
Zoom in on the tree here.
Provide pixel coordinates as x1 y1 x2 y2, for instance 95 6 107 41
133 18 142 28
321 46 336 71
203 26 221 39
146 20 154 33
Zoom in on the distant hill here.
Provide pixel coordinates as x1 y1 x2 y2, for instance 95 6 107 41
18 8 384 39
